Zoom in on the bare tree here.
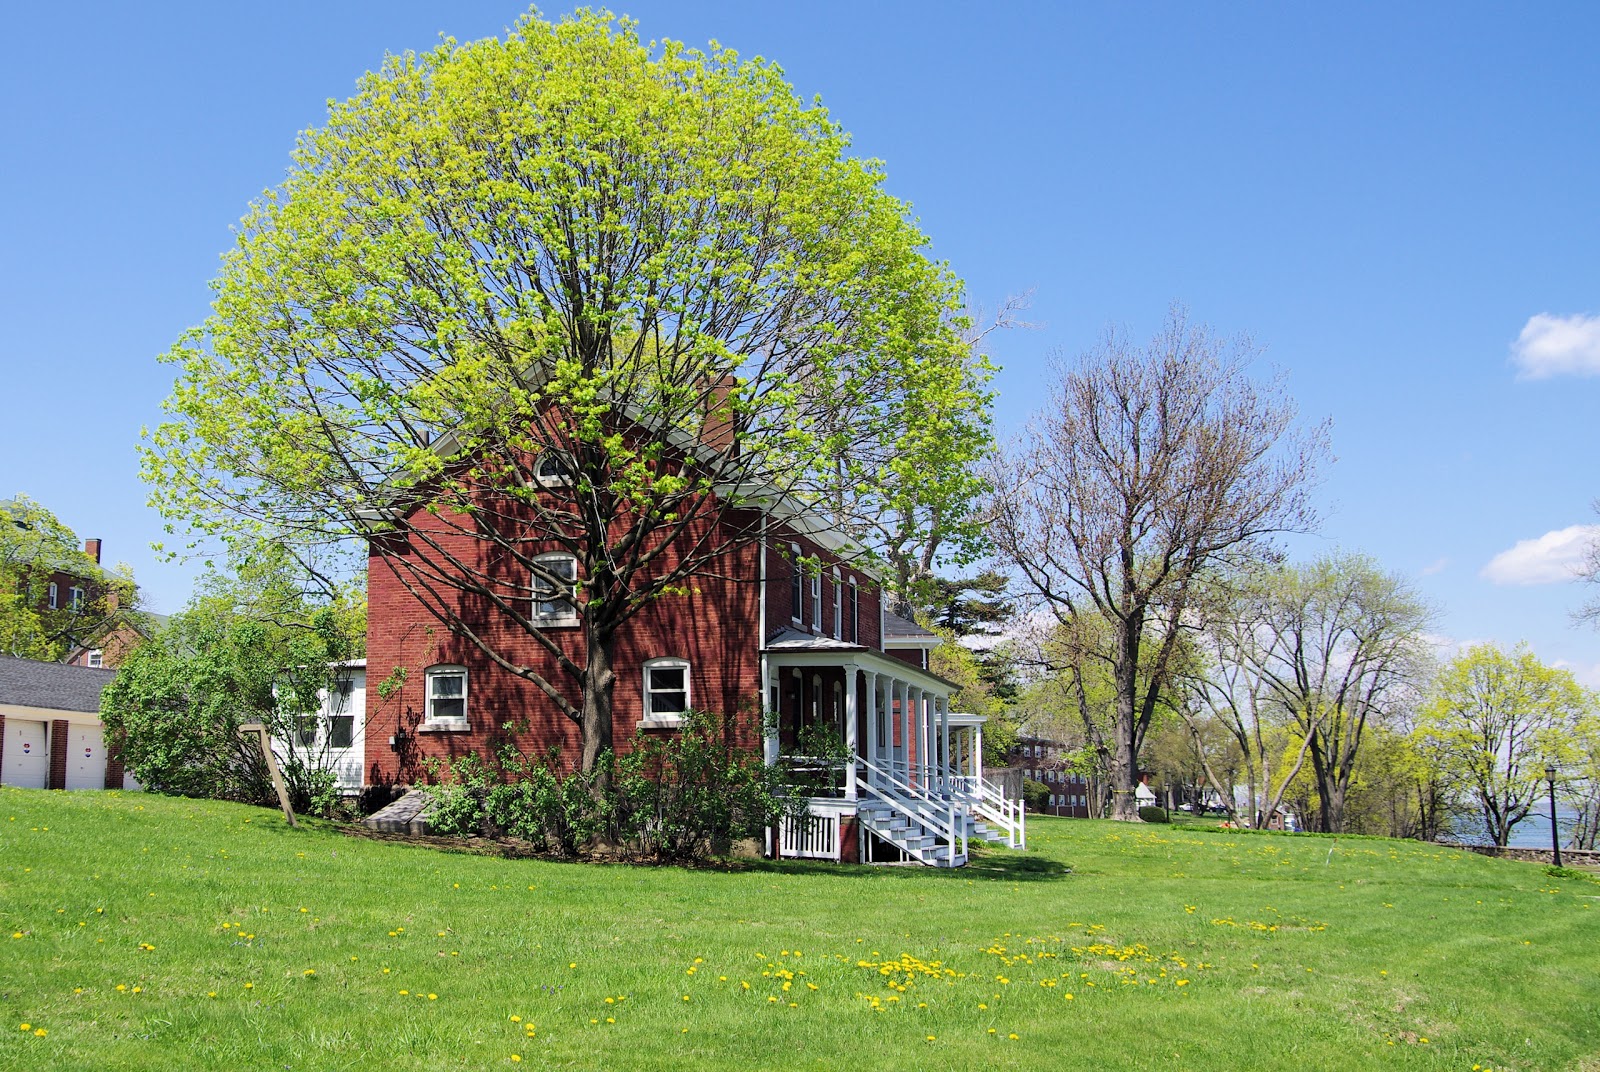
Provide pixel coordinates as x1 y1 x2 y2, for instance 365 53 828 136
1245 554 1433 832
987 307 1326 820
1181 576 1317 830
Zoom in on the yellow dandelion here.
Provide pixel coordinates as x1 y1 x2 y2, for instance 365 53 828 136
243 982 253 990
510 1015 521 1023
511 1056 521 1063
18 1024 30 1032
428 994 438 1001
33 1028 46 1037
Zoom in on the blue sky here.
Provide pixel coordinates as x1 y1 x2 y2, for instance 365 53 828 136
2 2 1597 679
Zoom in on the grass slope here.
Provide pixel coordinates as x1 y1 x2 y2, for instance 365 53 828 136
1 789 1596 1071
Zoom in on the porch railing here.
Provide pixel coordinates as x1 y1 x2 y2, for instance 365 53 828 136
778 807 842 861
959 775 1025 850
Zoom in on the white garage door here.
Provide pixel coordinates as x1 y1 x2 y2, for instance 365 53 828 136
3 720 51 789
66 724 106 791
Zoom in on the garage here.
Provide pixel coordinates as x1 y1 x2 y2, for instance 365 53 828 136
1 655 120 791
2 718 50 789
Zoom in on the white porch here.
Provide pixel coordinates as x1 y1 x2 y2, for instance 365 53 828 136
761 640 1024 866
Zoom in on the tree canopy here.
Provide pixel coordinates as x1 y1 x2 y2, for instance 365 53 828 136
143 10 990 771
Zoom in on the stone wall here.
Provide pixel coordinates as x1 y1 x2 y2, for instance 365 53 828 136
1442 842 1600 867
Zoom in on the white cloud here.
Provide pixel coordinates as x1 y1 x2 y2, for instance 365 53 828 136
1480 525 1600 586
1511 312 1600 379
1552 660 1600 689
1419 557 1449 577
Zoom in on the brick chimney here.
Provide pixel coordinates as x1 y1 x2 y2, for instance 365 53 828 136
84 539 101 564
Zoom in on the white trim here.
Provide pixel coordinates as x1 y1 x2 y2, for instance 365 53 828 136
47 582 58 609
69 586 85 610
640 657 691 728
848 576 859 644
531 552 580 626
810 570 821 634
789 543 803 625
423 664 469 729
831 567 842 640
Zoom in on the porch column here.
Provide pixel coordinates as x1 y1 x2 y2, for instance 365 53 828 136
912 686 926 789
761 656 779 765
896 679 909 782
843 663 859 801
939 696 951 792
865 671 879 785
974 722 984 784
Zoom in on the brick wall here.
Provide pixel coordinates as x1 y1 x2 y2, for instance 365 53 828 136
763 529 883 650
48 719 68 790
364 501 764 787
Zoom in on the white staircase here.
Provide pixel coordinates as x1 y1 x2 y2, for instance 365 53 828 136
857 759 969 868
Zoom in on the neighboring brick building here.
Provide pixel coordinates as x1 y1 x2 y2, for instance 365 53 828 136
1010 730 1095 818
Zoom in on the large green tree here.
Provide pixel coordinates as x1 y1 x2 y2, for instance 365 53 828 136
144 11 987 774
1417 643 1594 847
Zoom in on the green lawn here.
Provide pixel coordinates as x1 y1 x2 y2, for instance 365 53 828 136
2 789 1596 1071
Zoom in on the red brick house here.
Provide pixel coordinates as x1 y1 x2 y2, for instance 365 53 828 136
361 470 1023 867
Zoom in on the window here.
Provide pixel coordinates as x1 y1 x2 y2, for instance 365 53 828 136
848 577 859 643
533 452 574 486
47 582 58 609
425 665 468 727
328 679 355 748
642 658 690 724
810 571 821 633
831 568 842 639
789 544 803 624
86 649 103 668
532 553 579 624
69 586 85 610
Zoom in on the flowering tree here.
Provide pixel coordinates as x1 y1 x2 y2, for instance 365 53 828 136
143 11 987 774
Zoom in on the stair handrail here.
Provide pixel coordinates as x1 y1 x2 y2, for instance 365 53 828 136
858 756 967 864
963 774 1025 850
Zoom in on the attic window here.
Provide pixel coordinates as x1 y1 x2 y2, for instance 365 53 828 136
533 452 574 486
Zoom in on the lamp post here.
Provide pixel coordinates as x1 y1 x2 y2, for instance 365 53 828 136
1544 763 1562 869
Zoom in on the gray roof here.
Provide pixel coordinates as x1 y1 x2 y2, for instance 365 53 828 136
882 610 938 643
763 628 866 653
0 655 117 714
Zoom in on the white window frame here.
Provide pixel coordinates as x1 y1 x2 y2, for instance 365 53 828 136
47 582 58 609
848 576 859 643
531 553 580 626
69 586 85 610
831 567 842 639
810 571 821 634
424 665 469 729
86 649 103 668
533 451 574 487
789 544 803 625
641 657 691 727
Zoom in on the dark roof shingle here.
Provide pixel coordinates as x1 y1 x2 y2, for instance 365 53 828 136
0 655 117 714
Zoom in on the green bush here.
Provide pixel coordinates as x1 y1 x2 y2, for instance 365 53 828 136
1022 778 1050 812
1138 806 1170 823
616 709 794 860
422 709 788 862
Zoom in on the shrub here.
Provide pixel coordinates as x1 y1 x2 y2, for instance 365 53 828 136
1022 778 1050 812
1138 806 1170 823
617 709 793 860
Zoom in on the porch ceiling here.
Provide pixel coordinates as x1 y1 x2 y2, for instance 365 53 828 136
760 644 960 696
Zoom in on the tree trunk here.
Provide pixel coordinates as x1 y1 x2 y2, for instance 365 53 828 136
1109 731 1142 821
579 627 617 781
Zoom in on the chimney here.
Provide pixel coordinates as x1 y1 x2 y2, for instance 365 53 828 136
85 539 101 564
